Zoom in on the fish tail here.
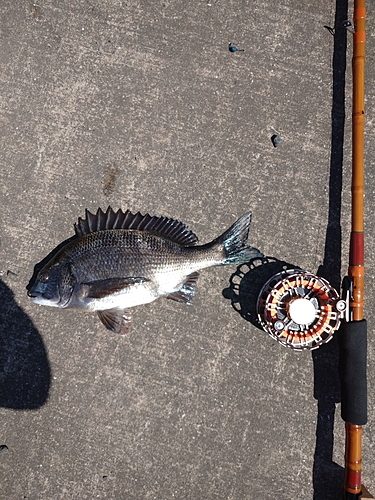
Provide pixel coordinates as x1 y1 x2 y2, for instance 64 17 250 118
217 212 263 265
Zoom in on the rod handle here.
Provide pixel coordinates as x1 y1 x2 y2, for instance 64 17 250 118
338 320 367 425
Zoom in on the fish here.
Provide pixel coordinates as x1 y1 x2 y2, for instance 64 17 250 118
27 207 263 334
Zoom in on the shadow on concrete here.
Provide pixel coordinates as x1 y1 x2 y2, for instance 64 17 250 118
312 1 349 497
0 279 50 409
311 338 343 500
222 256 300 332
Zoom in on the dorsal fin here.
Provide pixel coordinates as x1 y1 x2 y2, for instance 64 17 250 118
74 207 199 246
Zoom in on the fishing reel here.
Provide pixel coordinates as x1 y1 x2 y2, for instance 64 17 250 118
257 269 347 350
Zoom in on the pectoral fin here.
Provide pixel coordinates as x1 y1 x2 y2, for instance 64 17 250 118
97 309 132 335
84 277 148 299
166 272 199 304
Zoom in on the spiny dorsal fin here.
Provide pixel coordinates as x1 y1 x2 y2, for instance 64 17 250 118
74 207 199 246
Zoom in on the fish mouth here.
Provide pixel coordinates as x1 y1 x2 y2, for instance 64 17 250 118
27 289 53 306
28 282 76 308
27 290 45 300
27 280 56 303
27 288 68 307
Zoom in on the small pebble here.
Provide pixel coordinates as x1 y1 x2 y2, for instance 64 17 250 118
271 134 283 147
229 43 244 53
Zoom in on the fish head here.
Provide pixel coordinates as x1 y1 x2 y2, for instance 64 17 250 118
27 259 76 308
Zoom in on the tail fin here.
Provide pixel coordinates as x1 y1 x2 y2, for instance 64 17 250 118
218 212 263 264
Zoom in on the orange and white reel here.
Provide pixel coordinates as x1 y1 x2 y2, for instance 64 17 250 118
257 270 347 350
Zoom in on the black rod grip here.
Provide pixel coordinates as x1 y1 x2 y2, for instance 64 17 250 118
338 319 367 425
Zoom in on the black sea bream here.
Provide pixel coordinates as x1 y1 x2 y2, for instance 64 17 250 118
27 208 263 334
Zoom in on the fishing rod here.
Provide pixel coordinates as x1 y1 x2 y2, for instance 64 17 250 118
339 1 368 498
256 1 372 497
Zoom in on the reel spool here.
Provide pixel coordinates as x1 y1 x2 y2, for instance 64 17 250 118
257 269 347 350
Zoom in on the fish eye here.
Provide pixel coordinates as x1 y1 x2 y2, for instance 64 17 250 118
39 272 50 283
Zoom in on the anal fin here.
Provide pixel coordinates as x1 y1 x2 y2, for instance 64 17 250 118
97 309 132 335
166 272 199 304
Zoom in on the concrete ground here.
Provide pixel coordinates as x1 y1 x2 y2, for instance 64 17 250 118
1 0 374 499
